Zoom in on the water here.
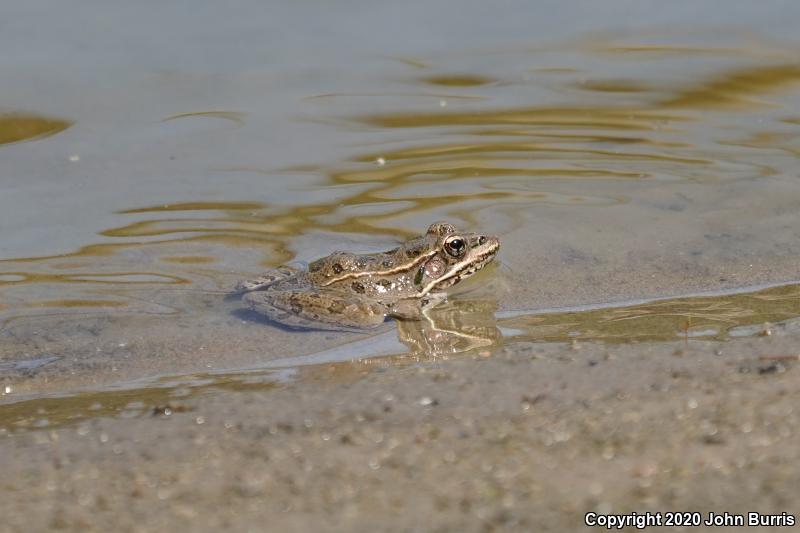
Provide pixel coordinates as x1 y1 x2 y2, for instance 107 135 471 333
3 1 800 419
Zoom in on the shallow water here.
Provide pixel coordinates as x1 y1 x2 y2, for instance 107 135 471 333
3 1 800 413
3 278 800 432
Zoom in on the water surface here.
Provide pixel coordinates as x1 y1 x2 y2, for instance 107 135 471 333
3 1 800 405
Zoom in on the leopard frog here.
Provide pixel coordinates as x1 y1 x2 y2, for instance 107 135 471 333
235 222 500 330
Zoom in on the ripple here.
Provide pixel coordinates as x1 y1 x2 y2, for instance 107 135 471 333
499 283 800 343
100 218 287 238
419 74 497 87
161 256 216 264
0 369 280 432
572 79 652 93
28 299 129 309
331 158 648 184
661 64 800 109
0 113 72 146
119 201 266 214
354 141 711 166
358 106 685 130
0 272 187 285
161 110 246 125
305 92 485 101
66 274 187 284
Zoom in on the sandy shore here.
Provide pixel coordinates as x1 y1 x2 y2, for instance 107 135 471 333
2 321 798 532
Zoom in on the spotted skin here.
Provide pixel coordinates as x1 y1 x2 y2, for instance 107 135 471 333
236 222 500 331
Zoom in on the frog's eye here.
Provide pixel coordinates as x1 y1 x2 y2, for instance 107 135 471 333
444 235 466 258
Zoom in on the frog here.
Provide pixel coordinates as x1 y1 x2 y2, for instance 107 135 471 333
235 222 500 331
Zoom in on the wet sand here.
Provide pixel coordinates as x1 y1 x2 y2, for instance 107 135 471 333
3 278 800 532
2 331 799 532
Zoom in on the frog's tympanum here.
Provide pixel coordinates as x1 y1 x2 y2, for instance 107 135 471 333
235 222 500 331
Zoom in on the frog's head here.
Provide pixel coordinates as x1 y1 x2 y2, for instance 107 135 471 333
414 222 500 295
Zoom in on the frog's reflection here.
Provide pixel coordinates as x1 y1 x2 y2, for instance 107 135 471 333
394 297 501 358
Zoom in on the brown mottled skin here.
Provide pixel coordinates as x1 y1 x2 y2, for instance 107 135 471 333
235 222 500 330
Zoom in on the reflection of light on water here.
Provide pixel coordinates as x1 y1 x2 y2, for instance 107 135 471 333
118 201 266 214
419 73 497 87
161 110 246 125
497 282 800 343
161 256 216 264
0 272 187 285
0 368 283 433
28 300 128 309
661 64 800 109
0 113 72 145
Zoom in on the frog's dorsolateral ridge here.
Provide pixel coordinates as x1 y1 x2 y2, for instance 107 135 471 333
235 222 500 331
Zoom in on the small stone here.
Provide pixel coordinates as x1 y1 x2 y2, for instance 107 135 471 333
419 396 438 407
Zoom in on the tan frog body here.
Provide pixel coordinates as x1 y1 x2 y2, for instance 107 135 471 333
235 222 500 330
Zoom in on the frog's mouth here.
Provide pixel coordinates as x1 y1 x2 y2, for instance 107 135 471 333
420 236 500 294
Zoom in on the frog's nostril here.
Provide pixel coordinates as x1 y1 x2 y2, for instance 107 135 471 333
478 236 487 245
